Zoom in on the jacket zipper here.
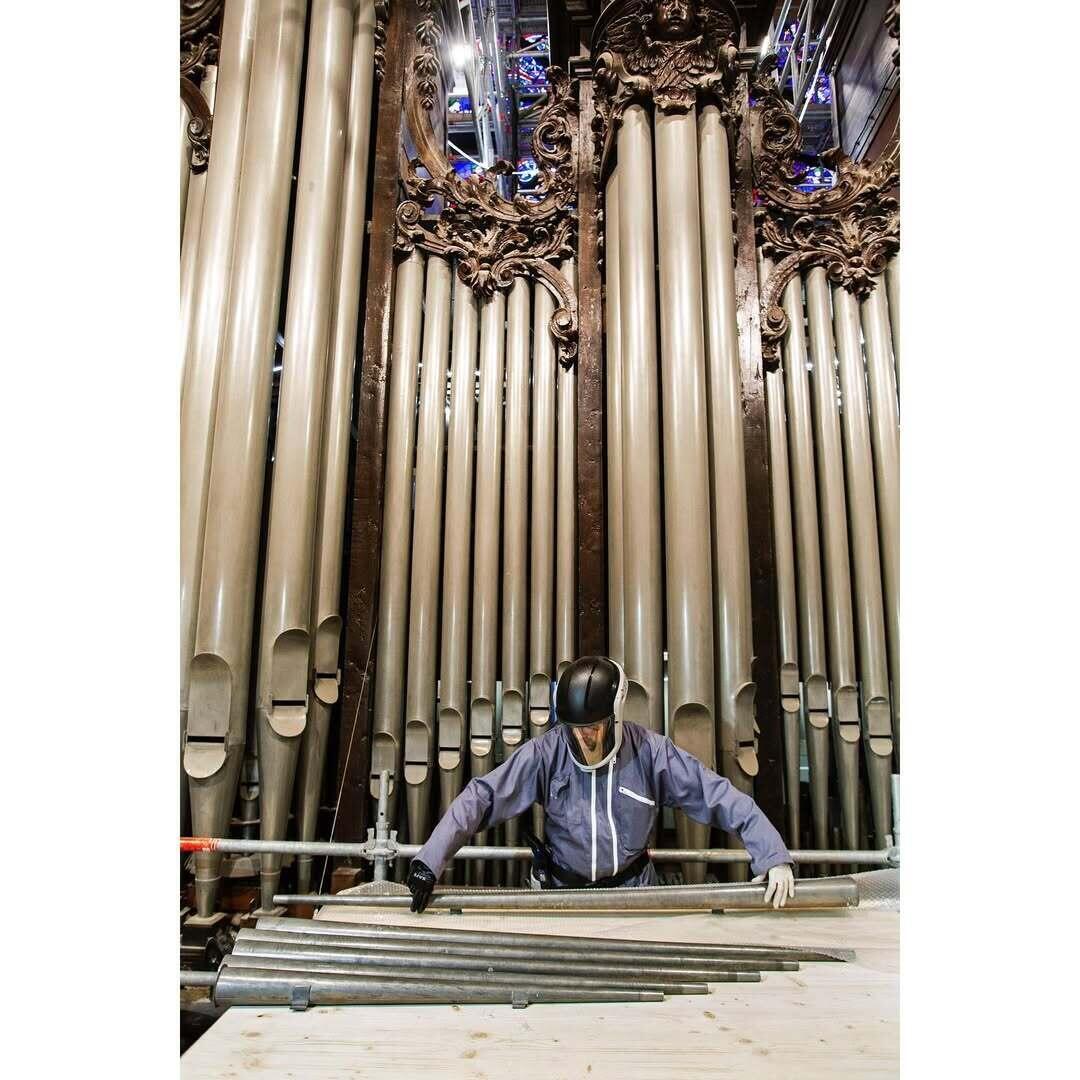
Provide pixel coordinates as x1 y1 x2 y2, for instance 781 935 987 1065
590 771 597 881
606 760 618 875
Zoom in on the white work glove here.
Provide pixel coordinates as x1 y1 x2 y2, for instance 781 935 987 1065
752 864 795 909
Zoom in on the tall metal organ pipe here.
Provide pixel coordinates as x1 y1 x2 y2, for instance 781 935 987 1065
860 278 900 767
295 0 379 895
501 278 532 867
179 0 259 851
804 267 861 852
178 61 218 831
370 249 426 828
851 282 897 844
255 0 354 910
654 107 717 884
469 289 507 871
180 101 192 237
179 65 218 381
759 254 801 847
186 0 308 918
885 256 900 396
616 107 664 736
603 171 625 665
437 279 479 826
555 259 577 676
697 103 757 843
779 274 839 847
833 285 894 847
403 255 452 846
528 280 557 839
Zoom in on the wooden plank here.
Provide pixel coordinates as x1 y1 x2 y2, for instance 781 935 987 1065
574 71 607 659
335 0 409 850
181 906 898 1078
733 76 785 835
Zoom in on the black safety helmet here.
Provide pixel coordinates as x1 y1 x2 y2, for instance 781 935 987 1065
553 656 628 770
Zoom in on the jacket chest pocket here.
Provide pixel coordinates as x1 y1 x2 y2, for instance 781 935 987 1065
616 783 657 851
545 773 585 828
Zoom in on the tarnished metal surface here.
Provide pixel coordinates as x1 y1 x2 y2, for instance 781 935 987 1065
212 966 665 1007
277 877 860 912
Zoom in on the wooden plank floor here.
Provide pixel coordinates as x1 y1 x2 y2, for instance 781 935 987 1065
181 904 898 1078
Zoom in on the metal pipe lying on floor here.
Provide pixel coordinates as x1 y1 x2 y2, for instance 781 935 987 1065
275 877 860 912
180 970 218 988
257 915 855 962
232 930 790 974
181 837 898 867
221 953 714 994
211 967 665 1007
231 939 759 984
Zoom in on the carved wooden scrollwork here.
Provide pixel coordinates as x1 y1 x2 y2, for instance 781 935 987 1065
374 1 390 82
591 0 741 178
752 58 899 368
886 1 900 68
395 4 580 365
180 1 223 172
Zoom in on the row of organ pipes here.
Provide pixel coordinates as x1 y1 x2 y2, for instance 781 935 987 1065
179 0 901 920
762 252 900 854
371 257 579 876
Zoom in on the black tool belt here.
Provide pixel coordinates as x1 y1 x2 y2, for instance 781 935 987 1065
523 829 651 890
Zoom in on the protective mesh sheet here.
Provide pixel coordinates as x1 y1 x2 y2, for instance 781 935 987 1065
850 869 900 911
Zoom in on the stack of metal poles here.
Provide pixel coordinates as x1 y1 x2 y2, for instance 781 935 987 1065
185 916 853 1008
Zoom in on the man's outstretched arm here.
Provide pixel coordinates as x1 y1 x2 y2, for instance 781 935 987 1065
409 739 545 907
653 735 793 893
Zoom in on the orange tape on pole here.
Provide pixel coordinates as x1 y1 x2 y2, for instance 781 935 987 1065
180 837 218 852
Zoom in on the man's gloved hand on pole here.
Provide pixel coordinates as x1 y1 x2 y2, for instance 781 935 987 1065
406 859 437 913
751 864 795 909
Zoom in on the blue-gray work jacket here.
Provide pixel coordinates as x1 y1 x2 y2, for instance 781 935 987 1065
415 721 791 885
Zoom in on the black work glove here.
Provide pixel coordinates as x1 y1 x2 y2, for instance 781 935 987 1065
406 859 437 913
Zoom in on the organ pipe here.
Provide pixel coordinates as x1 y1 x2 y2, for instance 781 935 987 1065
655 107 716 884
759 253 800 847
370 250 426 826
470 289 507 864
833 285 894 847
603 171 625 666
697 103 757 815
186 0 308 918
179 64 218 380
437 278 479 824
403 255 452 847
616 107 664 735
804 267 861 853
854 282 897 843
179 0 259 854
255 0 354 909
528 279 557 840
500 278 532 866
180 101 191 237
885 256 900 396
555 259 577 676
779 274 838 847
860 279 900 766
295 0 378 894
178 60 218 832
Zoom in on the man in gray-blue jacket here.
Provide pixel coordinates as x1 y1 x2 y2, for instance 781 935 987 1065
407 656 795 912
